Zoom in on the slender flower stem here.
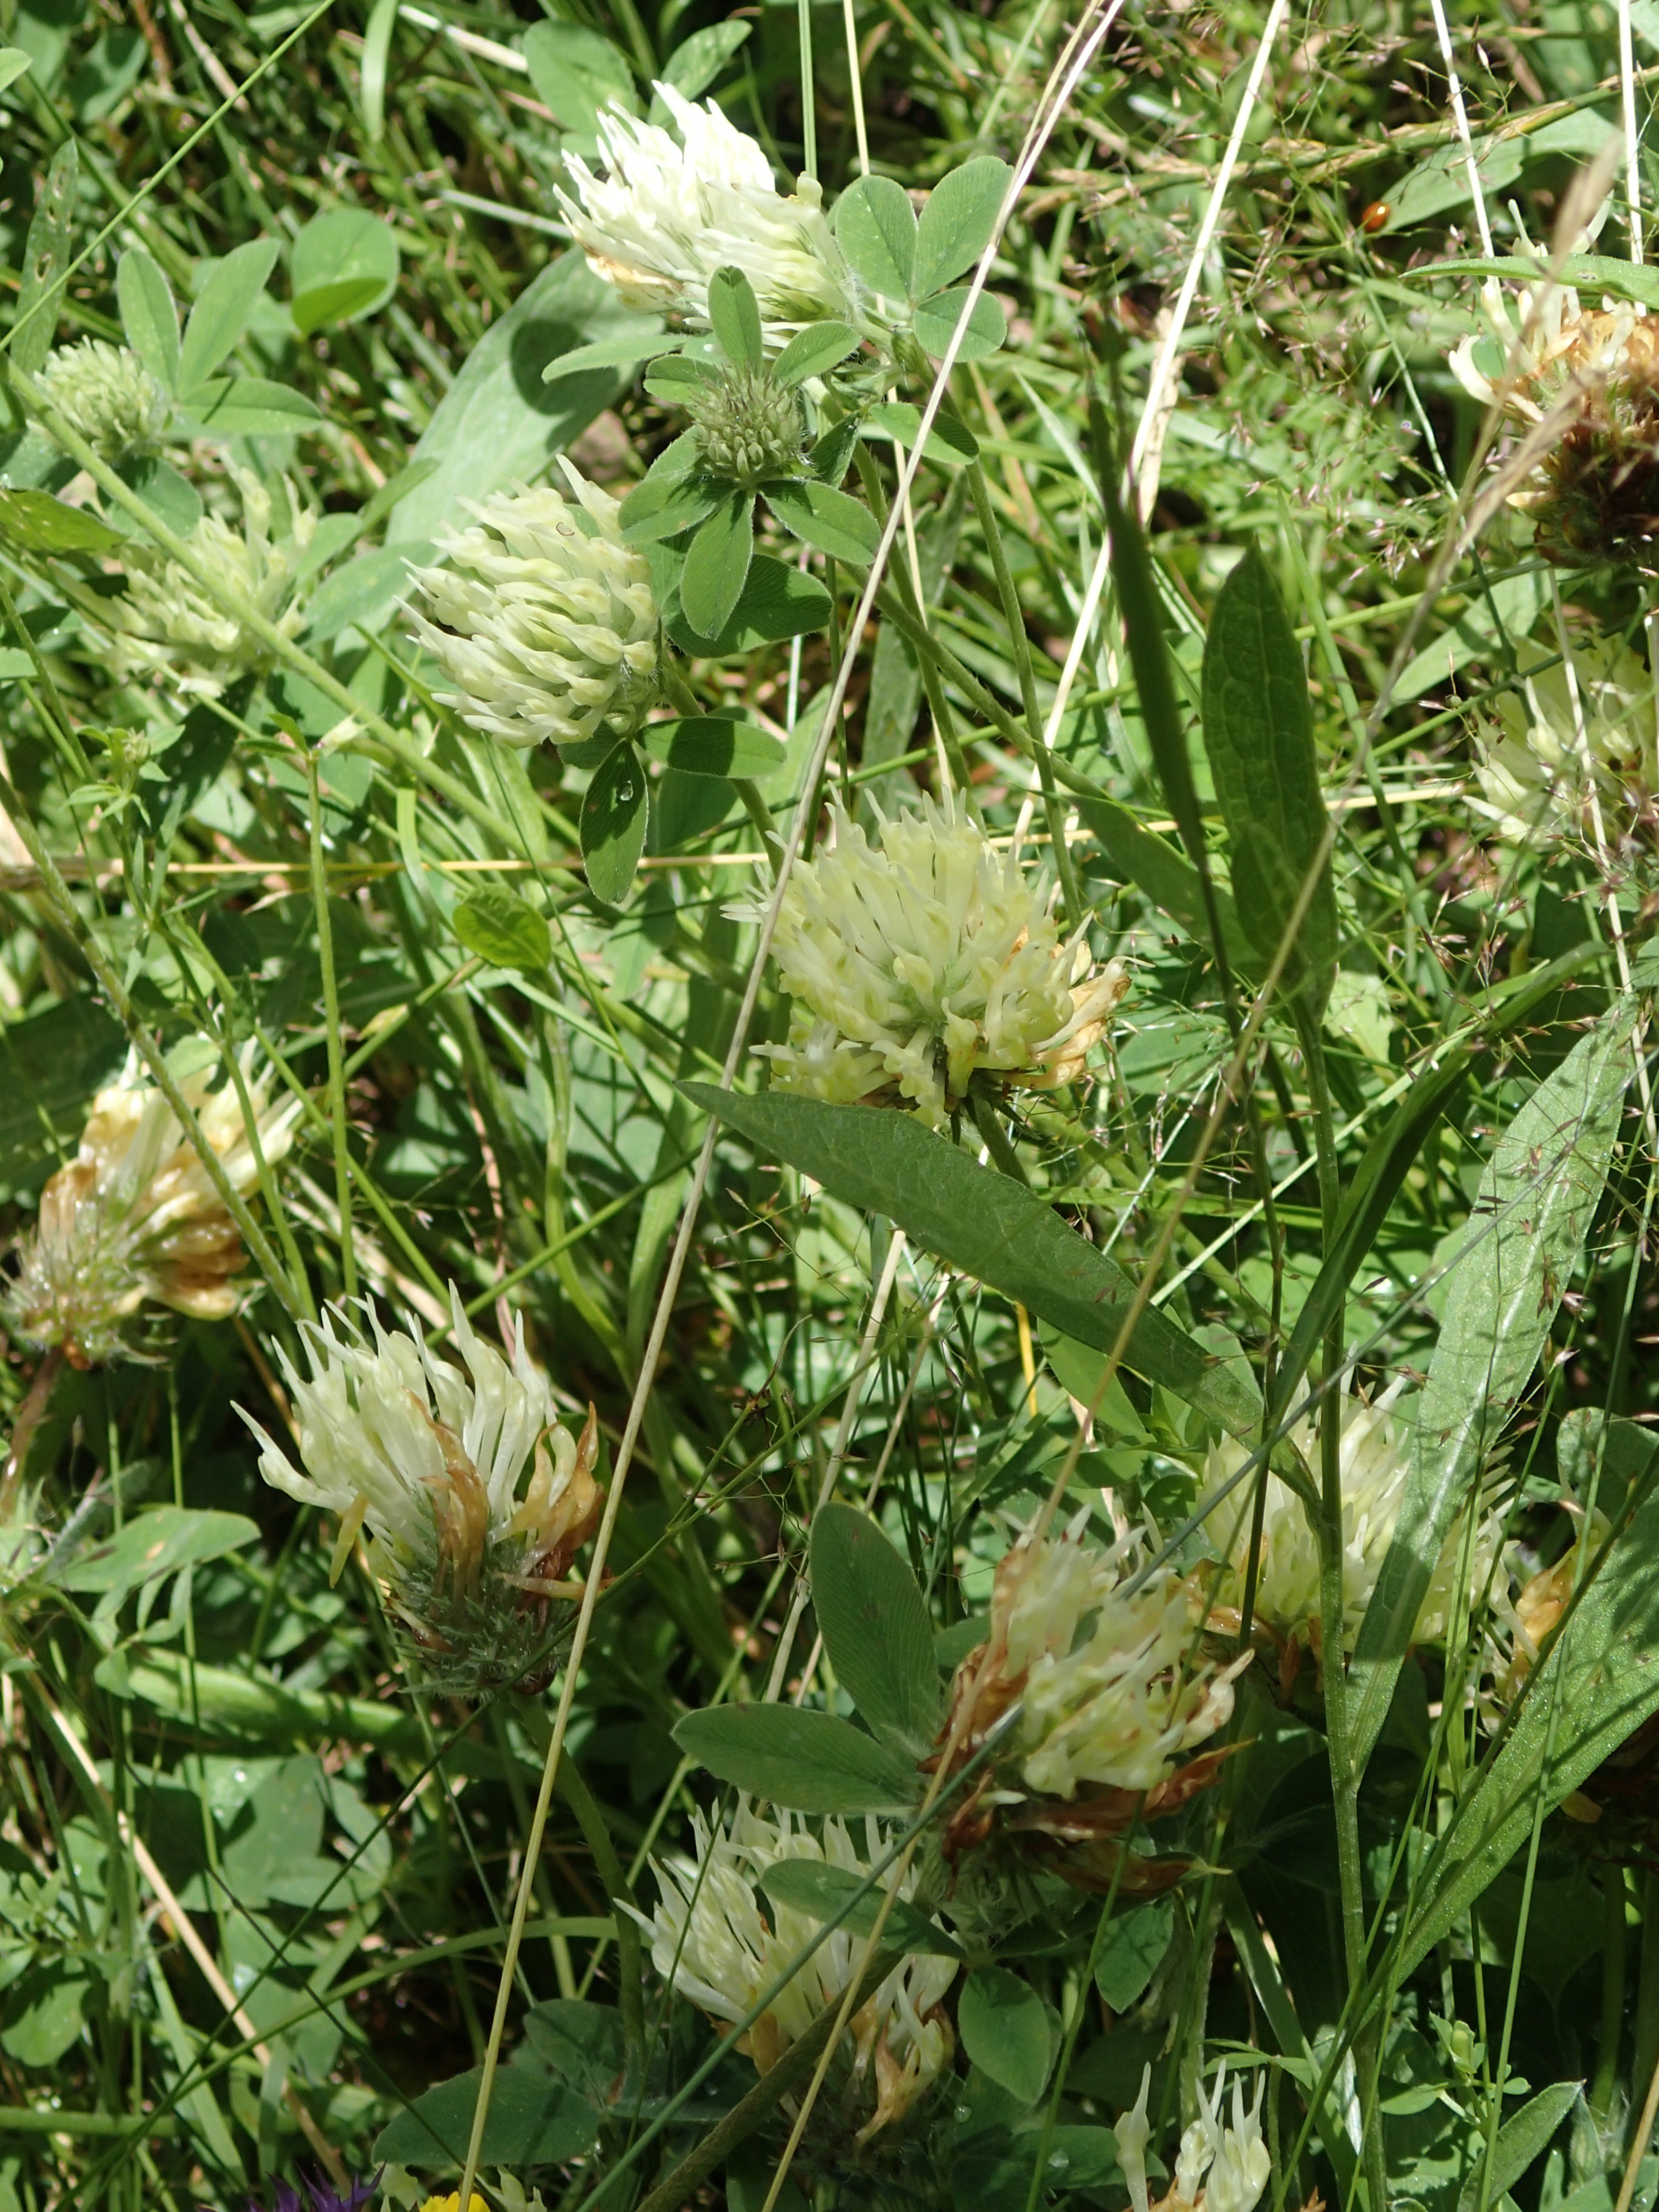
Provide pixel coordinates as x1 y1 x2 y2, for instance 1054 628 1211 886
0 1346 65 1521
307 750 357 1301
548 1744 645 2060
1297 1002 1389 2212
968 1084 1031 1185
966 457 1082 925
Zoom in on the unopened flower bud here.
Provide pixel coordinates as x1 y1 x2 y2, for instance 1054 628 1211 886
5 1042 300 1369
37 339 169 460
242 1291 604 1695
107 468 315 698
689 364 802 484
406 465 659 749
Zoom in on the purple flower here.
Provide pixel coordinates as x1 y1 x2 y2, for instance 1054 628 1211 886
221 2172 379 2212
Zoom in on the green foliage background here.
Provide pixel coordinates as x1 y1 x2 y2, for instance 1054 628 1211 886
1 2 1657 2210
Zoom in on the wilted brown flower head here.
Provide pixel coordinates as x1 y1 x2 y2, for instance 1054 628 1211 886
1452 247 1659 561
6 1044 300 1368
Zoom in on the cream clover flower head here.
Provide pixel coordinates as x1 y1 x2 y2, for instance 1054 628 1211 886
405 465 659 749
947 1514 1243 1802
556 86 855 345
1449 223 1659 560
1472 637 1656 845
1114 2063 1269 2212
754 797 1129 1127
5 1042 300 1369
242 1289 603 1694
630 1804 954 2140
106 468 314 698
37 338 169 459
1196 1384 1501 1664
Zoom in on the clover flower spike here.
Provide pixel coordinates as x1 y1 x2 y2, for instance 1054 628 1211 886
108 468 314 697
754 797 1129 1127
631 1805 955 2140
557 85 856 345
1196 1384 1501 1665
6 1042 300 1369
242 1289 603 1694
1112 2063 1269 2212
1449 223 1659 559
406 466 659 749
1471 637 1656 846
37 338 169 459
946 1515 1243 1803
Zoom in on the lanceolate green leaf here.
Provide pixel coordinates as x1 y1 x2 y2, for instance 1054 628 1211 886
673 1704 920 1814
763 478 880 566
1397 1445 1659 1978
759 1861 961 1957
14 140 77 377
1072 792 1250 967
1270 944 1603 1429
1348 1003 1634 1775
178 376 321 436
772 322 861 387
117 245 180 394
682 1086 1263 1443
637 716 784 779
1102 449 1206 876
1453 2083 1582 2212
707 265 763 370
809 1503 942 1758
177 237 280 391
1200 545 1337 1006
680 490 755 639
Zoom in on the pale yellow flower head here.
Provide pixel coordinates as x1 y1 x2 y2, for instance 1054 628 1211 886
1472 637 1656 845
406 466 659 748
1449 220 1659 559
241 1290 603 1692
38 338 169 459
756 797 1129 1127
5 1042 299 1367
108 468 314 697
557 85 855 343
632 1805 954 2140
1114 2061 1270 2212
962 1517 1240 1801
1196 1384 1501 1659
